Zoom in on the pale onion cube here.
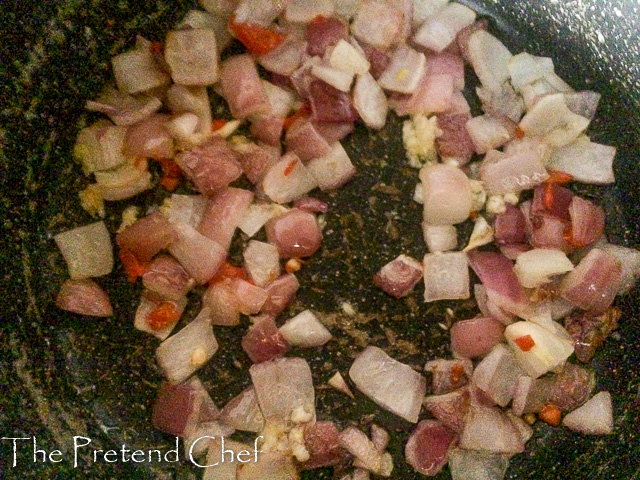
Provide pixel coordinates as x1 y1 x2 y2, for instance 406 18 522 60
328 39 370 75
165 29 220 85
423 252 470 302
54 221 114 279
423 223 458 252
562 391 614 435
513 248 574 288
504 320 574 378
243 240 281 287
111 48 171 94
279 310 332 348
306 142 356 191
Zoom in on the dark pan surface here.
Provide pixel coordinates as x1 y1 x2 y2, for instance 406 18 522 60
1 1 638 479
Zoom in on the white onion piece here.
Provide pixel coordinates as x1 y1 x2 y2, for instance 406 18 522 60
373 254 423 299
238 202 289 238
74 121 129 173
378 46 426 94
519 93 590 147
328 39 370 75
504 320 575 378
164 29 219 86
168 223 226 285
479 148 549 195
262 80 297 118
166 85 213 135
161 194 208 229
243 240 280 288
598 243 640 294
220 386 265 433
349 346 426 423
203 280 240 326
465 114 513 154
156 313 219 384
423 252 470 302
311 63 354 92
476 83 524 123
420 164 472 225
250 357 315 426
562 391 614 435
547 135 616 185
467 30 513 91
339 427 384 474
261 153 318 204
183 420 235 460
412 0 448 26
472 343 525 407
134 291 187 340
111 48 170 94
508 52 554 90
306 142 356 191
86 89 162 127
513 248 574 288
459 404 525 454
413 2 476 53
564 90 601 119
279 309 332 348
353 73 388 130
54 221 113 279
285 0 334 22
448 448 509 480
423 223 458 252
202 438 252 480
258 39 307 76
178 9 233 53
328 371 354 398
351 0 403 50
56 279 113 317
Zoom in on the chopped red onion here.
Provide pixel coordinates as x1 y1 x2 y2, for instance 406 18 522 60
471 344 525 407
167 223 226 285
494 204 528 246
265 208 323 258
243 240 281 287
162 194 208 229
370 424 390 453
349 346 426 423
285 0 334 22
351 0 403 50
425 358 473 395
86 88 163 127
134 291 187 340
54 221 114 279
564 90 601 120
250 115 284 146
476 82 524 123
353 72 388 130
311 63 354 92
236 451 299 480
547 136 616 185
293 196 329 213
435 113 475 165
423 251 470 302
328 39 370 75
285 118 333 162
507 52 554 90
261 153 318 203
229 278 269 315
562 391 613 435
74 121 129 173
238 202 288 238
279 309 332 348
111 47 170 94
56 279 113 317
423 388 470 434
242 316 290 364
413 2 476 53
236 141 281 185
530 214 573 253
459 404 525 454
378 45 427 94
156 313 219 384
166 84 213 136
479 148 549 195
568 195 605 248
314 120 355 143
450 316 505 359
356 40 390 79
308 80 359 122
405 420 457 476
142 255 194 300
306 16 349 56
220 54 269 119
123 114 175 159
306 141 356 190
202 438 252 480
262 273 300 316
560 248 622 314
302 421 345 470
197 187 254 252
151 379 213 437
219 386 265 433
175 137 243 196
95 165 153 201
250 357 316 425
164 29 219 86
373 254 423 299
233 0 286 26
598 243 640 294
420 164 472 225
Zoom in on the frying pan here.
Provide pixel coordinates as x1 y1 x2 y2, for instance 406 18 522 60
1 0 638 478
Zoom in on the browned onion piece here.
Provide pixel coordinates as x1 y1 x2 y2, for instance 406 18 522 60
265 208 322 258
405 420 457 476
56 279 113 317
116 211 178 262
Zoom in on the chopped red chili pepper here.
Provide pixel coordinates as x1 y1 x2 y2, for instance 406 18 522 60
119 248 149 283
147 302 180 331
228 15 286 56
208 261 249 285
283 104 311 130
211 119 228 131
514 334 535 352
450 363 465 384
538 404 562 426
283 159 298 176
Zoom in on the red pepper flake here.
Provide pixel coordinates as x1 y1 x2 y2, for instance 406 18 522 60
514 334 535 352
119 248 149 283
228 15 286 56
515 126 525 139
283 158 298 176
563 225 587 249
208 261 248 285
211 119 228 131
450 363 465 384
547 170 573 185
147 302 180 331
538 404 562 427
150 41 164 55
283 104 311 130
153 158 182 191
